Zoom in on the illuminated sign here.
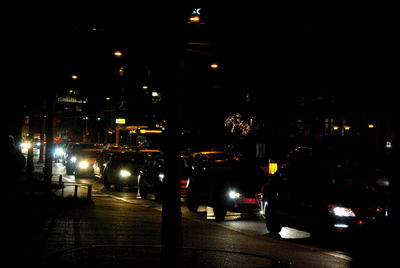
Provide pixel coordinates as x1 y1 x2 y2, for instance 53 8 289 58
268 162 278 175
139 129 162 134
115 118 126 124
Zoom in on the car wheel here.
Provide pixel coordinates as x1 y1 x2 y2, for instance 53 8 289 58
138 178 147 198
154 191 162 202
186 194 199 212
213 204 227 221
102 173 111 189
114 184 123 192
264 208 282 235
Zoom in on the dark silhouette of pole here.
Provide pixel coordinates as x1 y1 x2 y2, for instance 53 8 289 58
160 8 188 267
43 94 55 194
38 113 46 163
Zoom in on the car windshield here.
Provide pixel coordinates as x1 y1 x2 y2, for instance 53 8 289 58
78 150 101 158
115 153 146 165
210 160 266 185
205 153 228 160
283 146 390 199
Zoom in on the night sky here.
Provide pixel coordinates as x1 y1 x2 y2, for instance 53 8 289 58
2 6 397 135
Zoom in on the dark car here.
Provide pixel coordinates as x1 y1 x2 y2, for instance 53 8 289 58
138 154 191 201
71 148 102 177
260 146 392 238
65 143 99 174
186 159 267 220
101 152 147 191
93 148 133 179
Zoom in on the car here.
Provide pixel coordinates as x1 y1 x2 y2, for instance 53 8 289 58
65 143 99 174
101 152 147 190
186 159 267 220
70 148 102 177
137 153 191 201
93 148 133 178
259 146 392 238
53 142 67 162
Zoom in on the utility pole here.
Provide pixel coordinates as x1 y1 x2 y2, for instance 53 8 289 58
160 8 188 267
43 94 55 194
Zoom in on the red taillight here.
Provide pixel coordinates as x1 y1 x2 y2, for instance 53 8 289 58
180 179 188 197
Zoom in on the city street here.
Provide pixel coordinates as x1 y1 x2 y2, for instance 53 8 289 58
4 7 397 267
28 154 354 267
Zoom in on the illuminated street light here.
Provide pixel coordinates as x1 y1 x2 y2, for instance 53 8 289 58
210 63 219 70
114 50 123 57
368 123 375 128
189 16 201 23
71 74 78 80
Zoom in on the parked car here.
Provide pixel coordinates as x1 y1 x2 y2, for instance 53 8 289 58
186 159 267 220
259 146 392 238
101 152 147 190
138 154 191 201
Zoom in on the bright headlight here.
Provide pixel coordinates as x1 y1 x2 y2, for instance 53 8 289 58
78 161 89 169
20 142 31 149
70 156 77 163
158 173 165 181
120 170 132 177
329 206 356 217
55 148 65 156
229 190 241 199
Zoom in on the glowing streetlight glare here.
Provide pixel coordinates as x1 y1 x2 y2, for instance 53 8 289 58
210 63 219 70
71 75 78 80
368 124 375 128
105 97 111 101
114 51 123 57
189 16 201 23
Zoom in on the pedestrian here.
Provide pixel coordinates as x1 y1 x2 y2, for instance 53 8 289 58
1 134 26 194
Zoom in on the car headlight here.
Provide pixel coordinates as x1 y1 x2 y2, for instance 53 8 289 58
78 161 89 169
55 148 65 156
228 190 241 199
70 156 77 163
20 142 31 149
328 206 356 217
158 173 165 182
120 170 132 177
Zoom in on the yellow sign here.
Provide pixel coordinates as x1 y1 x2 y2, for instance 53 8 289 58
115 118 126 124
139 129 162 134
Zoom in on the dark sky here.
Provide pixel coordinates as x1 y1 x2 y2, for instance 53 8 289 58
3 6 397 133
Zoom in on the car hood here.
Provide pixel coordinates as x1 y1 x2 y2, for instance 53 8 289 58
318 187 390 209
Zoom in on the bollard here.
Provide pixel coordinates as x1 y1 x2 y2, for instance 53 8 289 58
61 182 64 197
74 185 78 199
87 184 92 201
59 174 63 185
